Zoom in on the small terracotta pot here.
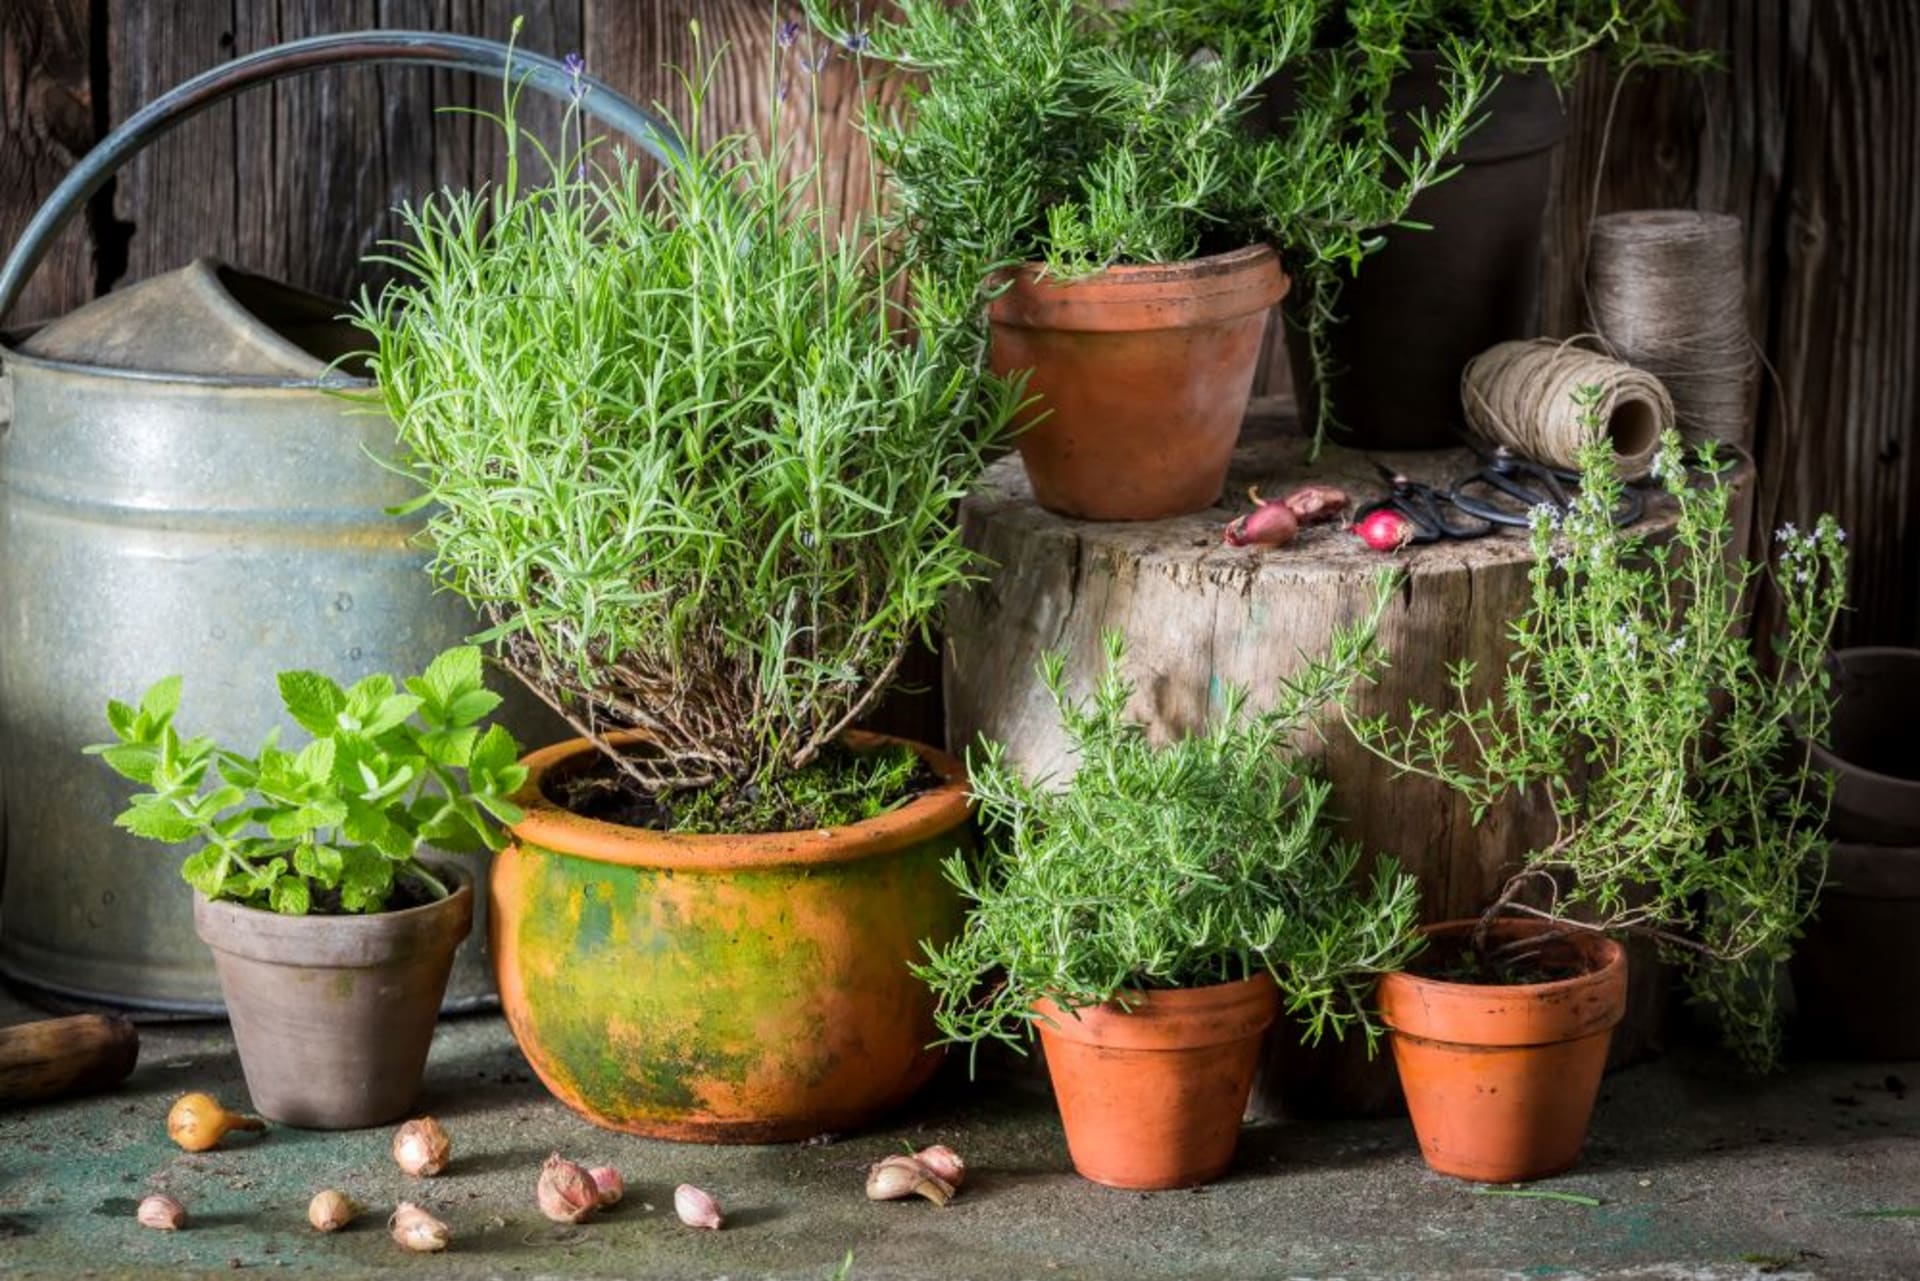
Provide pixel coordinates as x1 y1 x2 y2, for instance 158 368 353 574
494 731 970 1143
1792 841 1920 1060
1034 972 1278 1190
1807 647 1920 844
988 245 1289 521
194 862 472 1130
1379 919 1627 1183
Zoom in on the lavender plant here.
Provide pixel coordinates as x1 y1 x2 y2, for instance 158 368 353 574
1347 391 1848 1069
352 38 1023 828
919 578 1422 1061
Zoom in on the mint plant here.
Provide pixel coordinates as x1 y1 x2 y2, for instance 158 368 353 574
918 578 1422 1062
1347 397 1848 1069
87 647 526 916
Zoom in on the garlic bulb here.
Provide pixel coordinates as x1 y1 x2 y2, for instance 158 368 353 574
674 1183 723 1230
588 1166 624 1207
392 1117 451 1177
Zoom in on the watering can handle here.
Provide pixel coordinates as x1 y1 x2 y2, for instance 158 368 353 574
0 31 681 321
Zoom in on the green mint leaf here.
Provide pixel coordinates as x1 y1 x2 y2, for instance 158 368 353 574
180 847 226 897
363 693 425 737
97 743 160 785
270 875 311 916
295 737 337 787
105 699 138 741
117 800 199 843
139 676 183 726
470 723 522 775
279 669 346 736
445 688 504 729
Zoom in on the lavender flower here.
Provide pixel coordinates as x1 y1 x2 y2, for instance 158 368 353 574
778 20 801 49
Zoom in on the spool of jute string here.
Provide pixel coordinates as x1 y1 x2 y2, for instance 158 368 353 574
1461 338 1672 480
1586 210 1757 450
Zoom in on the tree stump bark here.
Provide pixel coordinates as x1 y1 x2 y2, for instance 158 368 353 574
944 400 1687 1116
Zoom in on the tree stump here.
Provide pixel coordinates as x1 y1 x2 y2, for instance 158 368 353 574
944 400 1688 1116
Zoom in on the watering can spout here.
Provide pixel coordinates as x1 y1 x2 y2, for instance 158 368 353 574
19 258 366 382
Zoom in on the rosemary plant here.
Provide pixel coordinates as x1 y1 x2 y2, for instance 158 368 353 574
919 578 1422 1061
808 0 1490 450
353 45 1023 827
1347 393 1848 1070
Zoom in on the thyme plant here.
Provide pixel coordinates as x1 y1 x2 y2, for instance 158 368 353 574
1348 394 1848 1069
353 47 1023 824
808 0 1489 450
919 579 1422 1060
88 648 524 915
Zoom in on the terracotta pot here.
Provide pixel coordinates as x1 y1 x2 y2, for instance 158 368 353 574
193 861 473 1129
493 731 970 1142
1792 841 1920 1060
1807 648 1920 844
1034 972 1278 1189
1379 919 1627 1183
988 245 1288 521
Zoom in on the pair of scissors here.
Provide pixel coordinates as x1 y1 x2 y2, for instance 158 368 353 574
1354 464 1496 544
1450 444 1646 529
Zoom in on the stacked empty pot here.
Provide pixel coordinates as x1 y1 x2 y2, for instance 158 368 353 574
1794 648 1920 1059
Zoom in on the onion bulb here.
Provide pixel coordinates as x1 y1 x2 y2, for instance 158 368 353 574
308 1189 358 1232
388 1202 450 1253
536 1153 599 1224
166 1093 264 1152
392 1117 451 1178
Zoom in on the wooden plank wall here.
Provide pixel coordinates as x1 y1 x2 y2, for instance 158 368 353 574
3 1 1915 649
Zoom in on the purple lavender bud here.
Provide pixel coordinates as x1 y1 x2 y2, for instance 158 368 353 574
844 31 869 54
778 19 801 48
562 51 586 103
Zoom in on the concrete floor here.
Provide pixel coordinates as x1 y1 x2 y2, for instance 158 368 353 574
0 993 1915 1281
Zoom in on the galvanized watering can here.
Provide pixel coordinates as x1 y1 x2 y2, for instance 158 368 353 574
0 33 675 1013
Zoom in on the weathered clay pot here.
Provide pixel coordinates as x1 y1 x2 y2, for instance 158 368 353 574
193 862 473 1129
1807 648 1920 844
1034 972 1278 1189
1793 842 1920 1060
988 245 1289 521
1379 919 1626 1183
492 731 970 1142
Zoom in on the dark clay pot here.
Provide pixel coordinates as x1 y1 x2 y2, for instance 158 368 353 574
1793 843 1920 1060
1807 648 1920 844
193 862 473 1129
1273 53 1567 450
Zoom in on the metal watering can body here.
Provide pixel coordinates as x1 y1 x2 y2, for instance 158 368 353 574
0 33 676 1013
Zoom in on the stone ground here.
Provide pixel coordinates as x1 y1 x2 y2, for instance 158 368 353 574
0 990 1915 1281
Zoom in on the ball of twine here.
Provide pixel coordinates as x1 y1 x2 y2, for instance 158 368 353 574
1461 338 1672 479
1587 210 1757 449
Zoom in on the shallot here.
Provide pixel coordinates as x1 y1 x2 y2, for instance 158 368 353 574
865 1153 954 1207
1278 484 1351 525
136 1194 186 1231
308 1189 358 1232
536 1153 599 1224
1222 489 1299 549
166 1093 264 1152
392 1117 452 1177
389 1202 450 1253
674 1183 724 1230
1353 508 1416 553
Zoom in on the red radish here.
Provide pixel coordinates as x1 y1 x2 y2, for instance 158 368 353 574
1353 508 1416 552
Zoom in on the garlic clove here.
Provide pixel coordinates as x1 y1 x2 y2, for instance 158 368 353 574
536 1153 599 1224
913 1144 966 1188
308 1189 358 1232
673 1183 723 1230
865 1154 954 1207
588 1166 624 1207
136 1193 186 1231
392 1117 452 1177
389 1201 450 1252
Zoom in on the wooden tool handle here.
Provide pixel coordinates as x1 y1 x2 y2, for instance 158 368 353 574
0 1014 140 1104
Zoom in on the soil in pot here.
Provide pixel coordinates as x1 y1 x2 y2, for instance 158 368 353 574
194 862 473 1130
988 245 1288 521
1378 918 1626 1183
1034 972 1278 1190
492 730 971 1142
